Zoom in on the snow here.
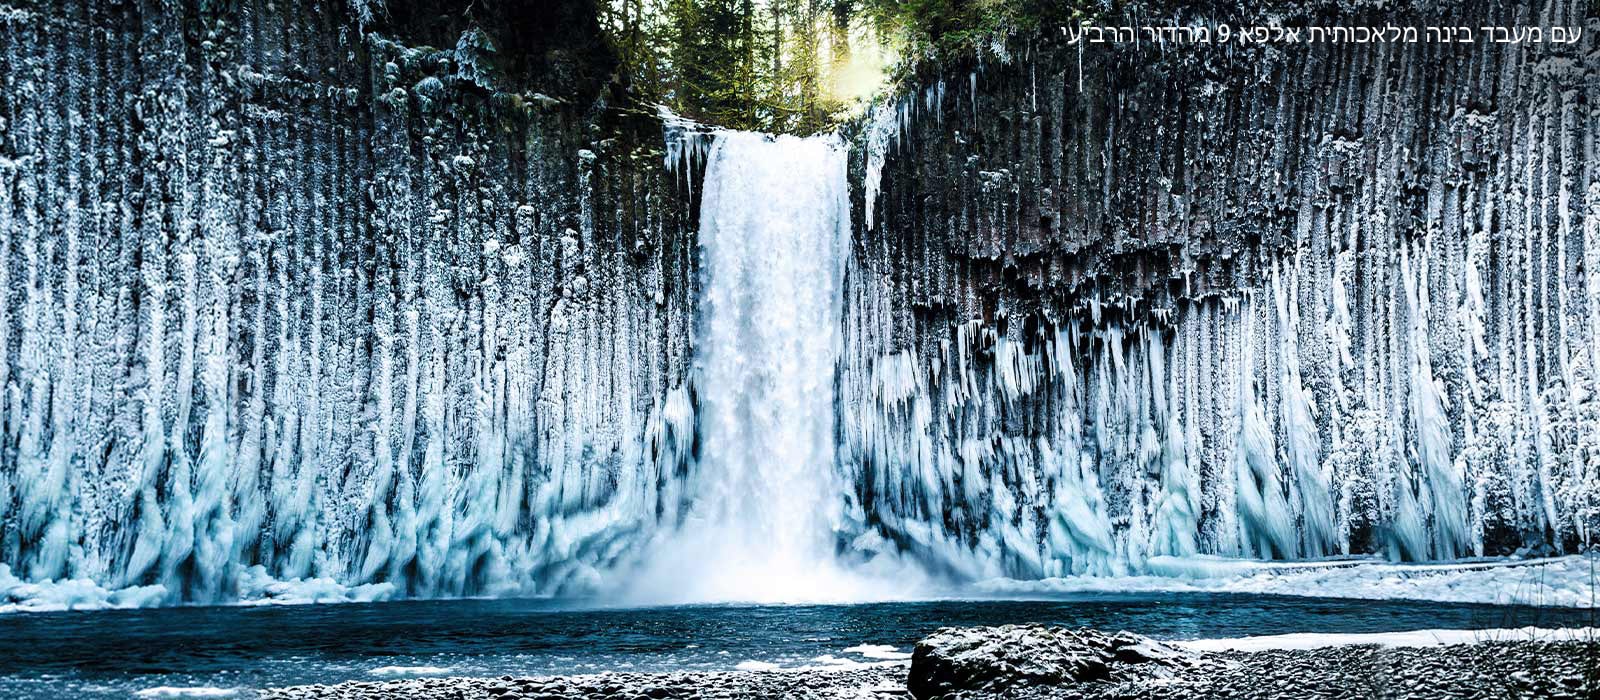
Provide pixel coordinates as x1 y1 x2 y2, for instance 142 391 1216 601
368 666 455 677
1176 626 1600 653
234 566 398 606
132 688 240 698
0 564 166 614
843 644 914 660
975 554 1600 608
0 563 398 613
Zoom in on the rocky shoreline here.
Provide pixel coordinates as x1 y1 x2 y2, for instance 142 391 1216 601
259 626 1600 700
256 665 908 700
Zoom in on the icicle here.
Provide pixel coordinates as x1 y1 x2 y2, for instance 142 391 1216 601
863 99 900 232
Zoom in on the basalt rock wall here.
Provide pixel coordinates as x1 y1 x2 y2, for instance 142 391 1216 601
0 0 699 602
841 0 1600 577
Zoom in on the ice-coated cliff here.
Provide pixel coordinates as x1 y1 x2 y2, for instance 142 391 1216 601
842 0 1599 578
0 0 701 603
0 0 1597 607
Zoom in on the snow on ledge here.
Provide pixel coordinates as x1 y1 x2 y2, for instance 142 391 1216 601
6 554 1596 614
1176 626 1600 653
0 564 166 614
974 554 1600 608
0 563 396 614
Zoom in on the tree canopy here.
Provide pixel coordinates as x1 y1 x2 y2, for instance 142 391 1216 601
599 0 1095 133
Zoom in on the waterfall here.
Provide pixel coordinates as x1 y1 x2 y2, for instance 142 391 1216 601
694 131 849 580
625 130 906 603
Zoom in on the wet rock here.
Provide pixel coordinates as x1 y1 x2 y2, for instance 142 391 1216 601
906 625 1195 698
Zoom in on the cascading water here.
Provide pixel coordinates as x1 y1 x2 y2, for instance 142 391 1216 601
626 130 905 603
693 131 848 589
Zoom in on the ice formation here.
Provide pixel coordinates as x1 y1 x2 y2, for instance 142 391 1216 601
833 0 1599 584
975 554 1600 608
0 5 702 605
0 0 1596 609
837 248 1600 581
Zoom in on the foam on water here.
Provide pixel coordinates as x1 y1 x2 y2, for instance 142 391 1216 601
842 644 914 660
132 689 239 699
367 666 454 677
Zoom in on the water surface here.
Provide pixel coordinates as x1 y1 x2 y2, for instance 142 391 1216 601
0 592 1589 698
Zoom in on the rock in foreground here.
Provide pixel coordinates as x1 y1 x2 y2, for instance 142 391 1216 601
261 631 1600 699
907 625 1198 698
258 666 908 700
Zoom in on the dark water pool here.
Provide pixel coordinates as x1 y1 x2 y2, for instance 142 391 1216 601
0 593 1590 698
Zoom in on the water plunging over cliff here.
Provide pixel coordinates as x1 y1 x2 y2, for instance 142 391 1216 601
628 129 892 603
640 129 854 601
696 129 849 567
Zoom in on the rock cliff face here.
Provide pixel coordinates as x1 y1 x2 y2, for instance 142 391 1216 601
0 0 700 600
841 0 1599 577
0 0 1596 605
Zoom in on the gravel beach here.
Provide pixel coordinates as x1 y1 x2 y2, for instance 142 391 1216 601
259 635 1600 699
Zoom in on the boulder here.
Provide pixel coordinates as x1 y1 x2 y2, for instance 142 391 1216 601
906 625 1195 699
